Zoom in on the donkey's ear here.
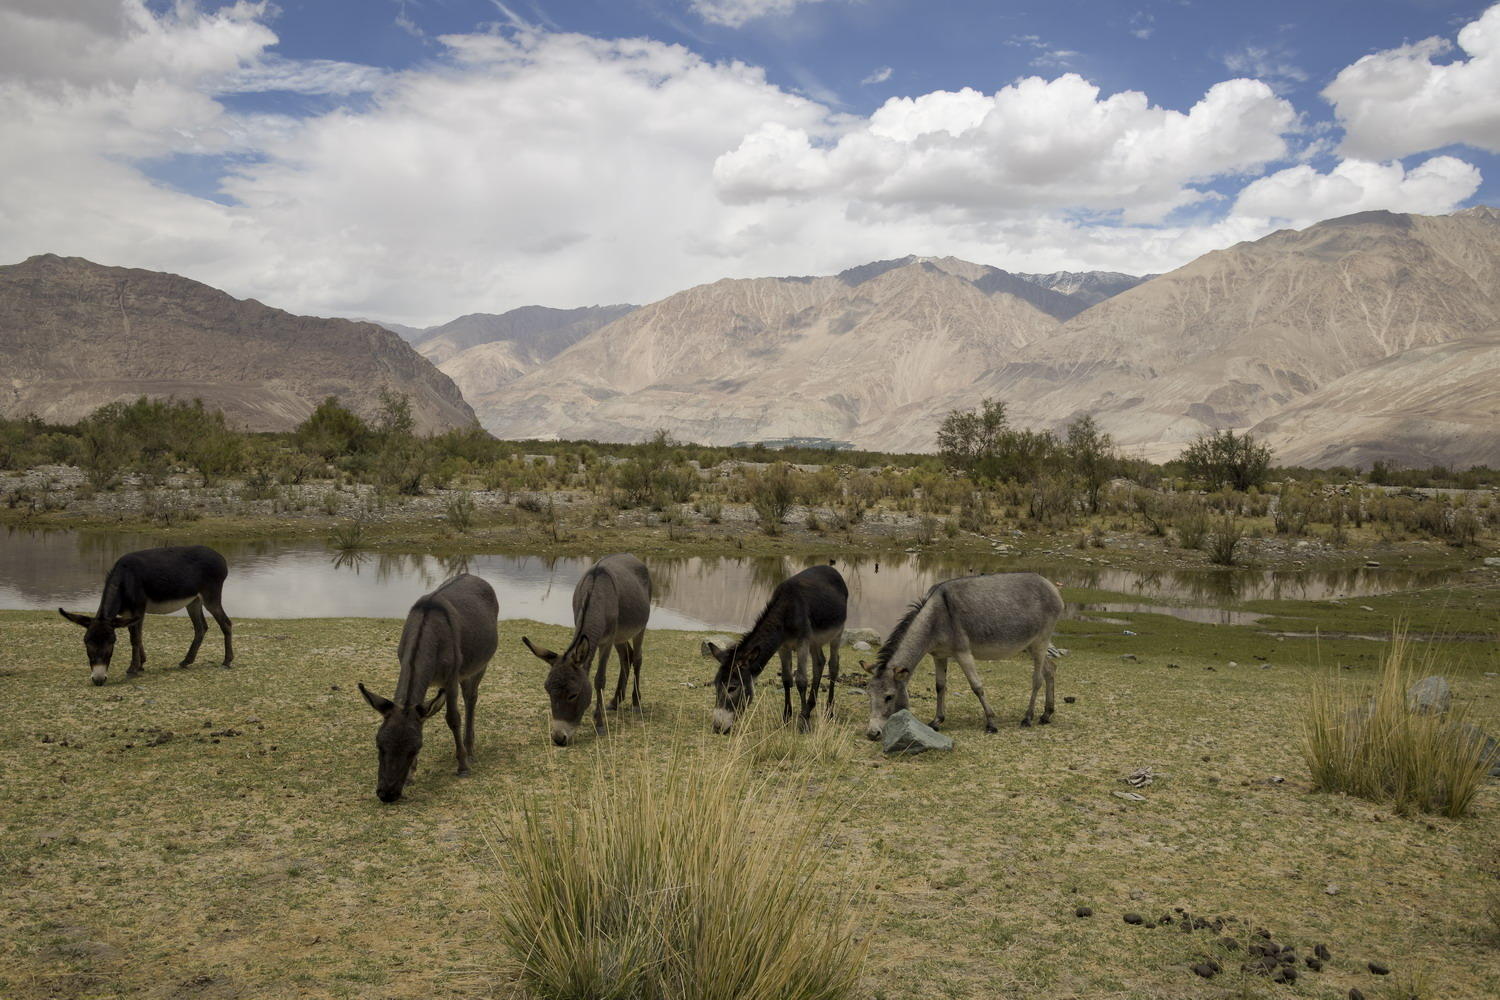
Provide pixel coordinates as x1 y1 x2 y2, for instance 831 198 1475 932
358 682 395 716
858 659 872 675
705 642 729 666
521 636 557 663
420 688 448 719
109 611 142 628
59 609 93 628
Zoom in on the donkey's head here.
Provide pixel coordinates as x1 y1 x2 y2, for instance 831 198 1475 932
358 683 447 803
704 640 761 734
521 636 594 746
59 608 141 685
862 660 909 740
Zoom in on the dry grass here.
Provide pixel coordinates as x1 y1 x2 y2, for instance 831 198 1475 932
3 603 1498 999
1303 631 1491 817
485 722 865 1000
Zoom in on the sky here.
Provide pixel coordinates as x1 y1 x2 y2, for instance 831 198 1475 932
1 0 1497 327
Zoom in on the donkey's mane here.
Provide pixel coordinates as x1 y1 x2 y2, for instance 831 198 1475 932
872 587 934 674
720 592 783 674
562 566 608 661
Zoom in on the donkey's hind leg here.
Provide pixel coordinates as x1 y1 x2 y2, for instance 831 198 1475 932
607 642 631 711
204 586 234 667
1022 649 1044 727
1038 643 1057 724
180 598 208 667
824 635 841 716
629 632 644 711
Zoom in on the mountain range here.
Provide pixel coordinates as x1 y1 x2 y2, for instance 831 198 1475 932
0 255 474 434
443 208 1498 467
2 206 1495 468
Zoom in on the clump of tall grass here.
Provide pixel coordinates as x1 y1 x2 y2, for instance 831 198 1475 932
1302 632 1491 818
486 726 866 1000
326 518 368 552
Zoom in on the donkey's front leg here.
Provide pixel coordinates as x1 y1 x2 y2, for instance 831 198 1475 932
955 650 999 733
126 619 146 676
593 645 612 734
824 638 841 716
445 679 469 776
793 645 812 730
930 655 949 730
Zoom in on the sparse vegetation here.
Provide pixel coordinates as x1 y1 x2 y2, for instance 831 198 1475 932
1304 633 1491 818
488 723 864 1000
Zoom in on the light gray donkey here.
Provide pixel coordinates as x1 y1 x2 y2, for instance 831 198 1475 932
521 553 652 746
863 572 1064 739
358 573 499 802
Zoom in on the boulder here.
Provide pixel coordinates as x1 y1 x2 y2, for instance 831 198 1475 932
845 627 883 646
851 641 873 652
1406 676 1452 715
881 709 953 755
699 636 736 659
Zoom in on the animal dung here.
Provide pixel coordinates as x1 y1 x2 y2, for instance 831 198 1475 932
1063 695 1076 703
1074 906 1093 918
1368 962 1390 975
1123 913 1144 925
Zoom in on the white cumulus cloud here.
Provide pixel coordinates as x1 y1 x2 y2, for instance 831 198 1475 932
1325 3 1500 159
715 75 1299 224
1233 156 1483 225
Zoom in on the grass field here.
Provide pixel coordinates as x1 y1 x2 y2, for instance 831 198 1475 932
2 588 1498 999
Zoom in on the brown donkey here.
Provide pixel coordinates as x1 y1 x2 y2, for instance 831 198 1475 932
358 574 498 803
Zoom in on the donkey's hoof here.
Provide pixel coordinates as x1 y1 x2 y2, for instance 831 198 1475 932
928 719 943 730
220 661 234 669
178 659 194 668
457 768 471 778
1039 715 1053 725
1018 717 1031 728
126 667 144 677
594 723 607 735
985 723 999 734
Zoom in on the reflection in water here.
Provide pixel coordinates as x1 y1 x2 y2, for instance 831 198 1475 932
0 527 1466 632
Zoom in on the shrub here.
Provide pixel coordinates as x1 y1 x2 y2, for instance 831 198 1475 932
1175 504 1209 549
1181 429 1272 491
1207 514 1243 565
486 733 865 1000
1302 633 1491 818
748 463 796 534
444 491 476 533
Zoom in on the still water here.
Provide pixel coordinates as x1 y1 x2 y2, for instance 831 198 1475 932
0 528 1466 632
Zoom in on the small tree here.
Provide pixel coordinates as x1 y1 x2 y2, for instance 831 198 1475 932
1181 429 1272 491
295 396 371 459
1064 415 1115 513
937 399 1009 469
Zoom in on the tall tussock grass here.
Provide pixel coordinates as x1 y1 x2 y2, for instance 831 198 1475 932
485 723 866 1000
1302 632 1491 818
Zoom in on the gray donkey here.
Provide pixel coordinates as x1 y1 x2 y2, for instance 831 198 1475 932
705 563 847 734
863 572 1064 739
521 553 652 746
358 573 498 802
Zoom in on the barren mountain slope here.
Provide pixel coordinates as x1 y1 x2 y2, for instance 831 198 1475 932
471 260 1062 448
985 208 1500 459
416 304 637 366
0 255 475 433
1251 336 1500 469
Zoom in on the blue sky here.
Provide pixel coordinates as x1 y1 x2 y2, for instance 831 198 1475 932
2 0 1497 324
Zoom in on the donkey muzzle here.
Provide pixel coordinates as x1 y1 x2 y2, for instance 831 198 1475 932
377 788 402 804
90 666 108 686
711 707 736 735
550 721 576 747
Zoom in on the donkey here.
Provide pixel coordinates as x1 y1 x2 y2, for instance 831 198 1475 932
521 553 651 746
705 563 847 734
358 573 498 803
59 545 234 686
862 572 1064 739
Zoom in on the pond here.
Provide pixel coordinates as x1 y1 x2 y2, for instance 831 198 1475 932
0 528 1468 633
